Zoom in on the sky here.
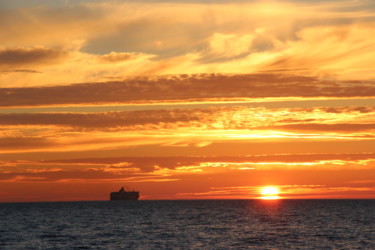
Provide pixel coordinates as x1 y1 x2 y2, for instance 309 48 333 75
1 0 375 202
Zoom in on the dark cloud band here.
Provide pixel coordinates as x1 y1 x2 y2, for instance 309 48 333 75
1 74 375 107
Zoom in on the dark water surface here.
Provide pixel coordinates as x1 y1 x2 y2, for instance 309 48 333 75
0 200 374 249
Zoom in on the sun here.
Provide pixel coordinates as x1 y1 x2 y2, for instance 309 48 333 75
260 186 280 200
261 186 279 195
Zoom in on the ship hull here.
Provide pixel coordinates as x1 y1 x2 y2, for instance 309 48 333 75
110 191 140 201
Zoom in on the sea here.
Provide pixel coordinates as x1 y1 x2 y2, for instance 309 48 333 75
0 200 374 249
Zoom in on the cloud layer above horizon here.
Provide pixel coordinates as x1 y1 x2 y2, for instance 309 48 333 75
1 0 375 201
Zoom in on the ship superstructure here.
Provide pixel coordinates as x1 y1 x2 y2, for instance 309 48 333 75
110 187 140 201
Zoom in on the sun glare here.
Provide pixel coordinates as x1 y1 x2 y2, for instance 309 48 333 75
260 186 280 200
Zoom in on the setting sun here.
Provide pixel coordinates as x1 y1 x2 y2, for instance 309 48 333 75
260 186 280 200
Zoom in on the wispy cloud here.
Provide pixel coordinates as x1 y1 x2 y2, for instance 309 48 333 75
1 1 375 86
2 153 375 178
0 47 69 68
1 106 375 131
1 105 375 153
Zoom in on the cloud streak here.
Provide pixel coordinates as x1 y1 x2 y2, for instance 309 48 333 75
2 153 375 182
1 106 374 130
0 47 68 68
1 105 375 153
2 74 375 107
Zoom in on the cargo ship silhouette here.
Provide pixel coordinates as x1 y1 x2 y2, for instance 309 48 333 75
110 186 140 201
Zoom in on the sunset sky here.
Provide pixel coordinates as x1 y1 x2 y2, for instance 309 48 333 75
1 0 375 202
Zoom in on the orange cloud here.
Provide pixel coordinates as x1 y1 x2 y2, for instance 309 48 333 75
1 104 375 154
2 153 375 180
98 52 155 63
0 47 69 68
2 74 375 107
1 1 375 85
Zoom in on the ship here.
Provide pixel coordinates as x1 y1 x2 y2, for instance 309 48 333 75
110 186 140 201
